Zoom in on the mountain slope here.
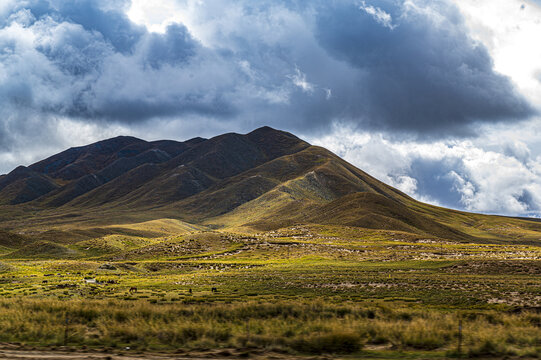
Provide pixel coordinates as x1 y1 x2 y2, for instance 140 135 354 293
0 136 195 207
0 166 60 205
60 126 310 209
1 126 541 245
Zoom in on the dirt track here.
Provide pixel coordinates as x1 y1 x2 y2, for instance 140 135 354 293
0 347 519 359
0 349 184 360
0 347 313 360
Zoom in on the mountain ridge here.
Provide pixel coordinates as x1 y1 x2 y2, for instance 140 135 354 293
1 126 541 246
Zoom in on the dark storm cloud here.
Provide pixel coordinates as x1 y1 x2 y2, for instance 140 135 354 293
314 0 534 133
141 24 197 69
0 0 535 150
80 94 236 122
517 189 540 211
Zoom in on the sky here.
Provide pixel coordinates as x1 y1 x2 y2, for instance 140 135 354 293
0 0 541 216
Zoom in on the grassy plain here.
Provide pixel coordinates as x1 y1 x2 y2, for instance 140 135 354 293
0 220 540 358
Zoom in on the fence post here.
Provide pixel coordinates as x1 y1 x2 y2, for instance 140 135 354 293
458 318 463 357
64 316 69 346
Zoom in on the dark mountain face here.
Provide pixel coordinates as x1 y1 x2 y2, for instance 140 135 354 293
29 136 147 180
62 128 311 208
0 126 478 240
0 136 188 205
0 166 59 205
0 127 310 208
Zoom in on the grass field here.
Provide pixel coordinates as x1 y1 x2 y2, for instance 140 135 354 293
0 221 540 358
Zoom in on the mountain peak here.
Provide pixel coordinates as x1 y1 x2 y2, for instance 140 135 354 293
0 126 524 243
247 126 297 138
249 125 277 133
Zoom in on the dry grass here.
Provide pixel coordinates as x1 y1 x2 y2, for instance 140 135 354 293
0 299 539 357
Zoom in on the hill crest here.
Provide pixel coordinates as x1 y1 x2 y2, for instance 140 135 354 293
1 126 540 245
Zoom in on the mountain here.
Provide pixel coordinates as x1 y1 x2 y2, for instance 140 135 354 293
1 126 541 245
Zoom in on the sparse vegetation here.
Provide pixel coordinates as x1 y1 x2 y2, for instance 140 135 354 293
0 223 539 358
0 298 538 357
0 129 540 358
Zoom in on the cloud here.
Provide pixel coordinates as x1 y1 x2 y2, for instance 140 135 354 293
289 66 315 94
0 0 539 218
138 24 197 69
503 140 531 163
0 0 534 139
359 1 396 30
315 0 534 134
310 125 541 217
41 0 144 53
454 0 541 110
0 1 243 129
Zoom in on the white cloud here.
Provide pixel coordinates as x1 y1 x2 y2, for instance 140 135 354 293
289 66 315 93
127 0 185 34
359 1 396 30
454 0 541 109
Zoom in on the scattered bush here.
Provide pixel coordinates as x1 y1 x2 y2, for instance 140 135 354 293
290 332 362 354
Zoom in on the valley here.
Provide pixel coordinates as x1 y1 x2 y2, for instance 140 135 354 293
0 221 540 358
0 127 540 358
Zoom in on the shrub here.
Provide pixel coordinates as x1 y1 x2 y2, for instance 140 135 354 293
289 332 362 354
468 339 509 357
